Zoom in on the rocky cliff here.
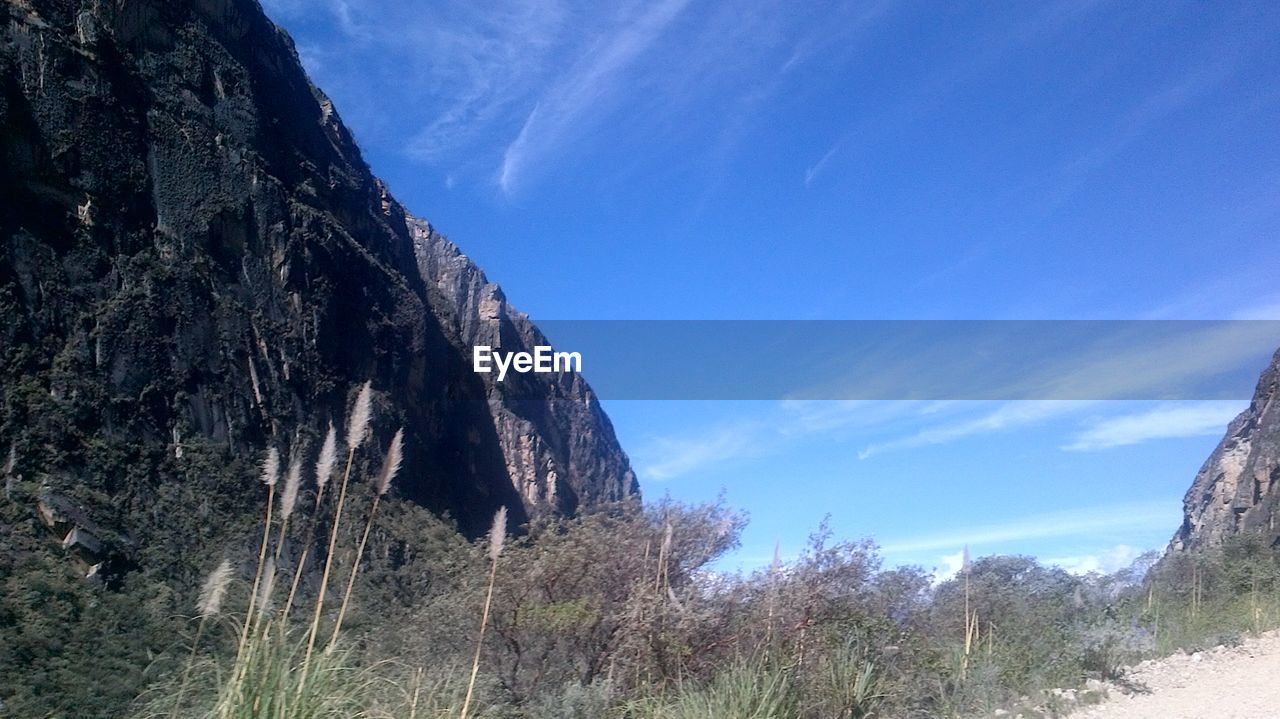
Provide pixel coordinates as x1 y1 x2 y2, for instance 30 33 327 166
0 0 636 542
1170 349 1280 551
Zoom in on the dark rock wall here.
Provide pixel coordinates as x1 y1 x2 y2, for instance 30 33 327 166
0 0 637 540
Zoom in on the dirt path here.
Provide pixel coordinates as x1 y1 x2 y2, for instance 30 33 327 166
1070 630 1280 719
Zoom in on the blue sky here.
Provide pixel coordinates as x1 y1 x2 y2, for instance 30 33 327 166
261 0 1280 575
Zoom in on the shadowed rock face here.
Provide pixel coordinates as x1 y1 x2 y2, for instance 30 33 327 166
1170 350 1280 552
0 0 636 537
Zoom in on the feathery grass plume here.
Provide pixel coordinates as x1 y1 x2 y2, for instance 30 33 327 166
489 505 508 562
303 382 374 686
178 557 234 709
346 381 373 451
272 452 304 604
280 454 303 523
329 427 405 649
283 423 340 622
462 505 508 719
316 422 338 493
375 427 403 496
198 558 234 619
238 446 280 663
260 446 280 486
256 555 277 621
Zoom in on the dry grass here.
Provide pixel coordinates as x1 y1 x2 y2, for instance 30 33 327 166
151 382 431 719
460 506 506 719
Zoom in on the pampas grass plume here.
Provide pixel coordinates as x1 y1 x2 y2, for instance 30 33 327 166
197 558 233 619
375 428 404 496
261 446 280 487
257 555 277 619
346 381 373 451
489 505 508 562
280 454 303 522
464 505 508 718
315 422 338 493
327 427 404 648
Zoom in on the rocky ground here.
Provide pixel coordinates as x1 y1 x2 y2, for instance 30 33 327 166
1066 629 1280 719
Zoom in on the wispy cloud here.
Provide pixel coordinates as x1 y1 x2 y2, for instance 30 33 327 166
857 400 1090 459
1039 62 1233 211
1063 401 1243 451
852 322 1268 455
634 400 950 481
637 420 765 481
776 400 940 435
804 0 1103 187
879 500 1175 555
803 140 847 187
263 0 573 176
264 0 896 195
498 0 692 195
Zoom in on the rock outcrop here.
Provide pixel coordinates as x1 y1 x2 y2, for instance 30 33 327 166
0 0 636 540
410 220 638 512
1170 350 1280 551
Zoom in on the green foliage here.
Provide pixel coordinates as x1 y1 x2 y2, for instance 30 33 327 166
622 660 798 719
7 438 1280 719
803 639 883 718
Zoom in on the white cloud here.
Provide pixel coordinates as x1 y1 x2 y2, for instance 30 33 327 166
934 550 967 582
858 400 1091 459
497 0 692 194
635 400 951 481
879 500 1175 556
637 422 763 481
930 544 1148 583
1043 544 1145 575
833 319 1277 460
776 400 939 435
1063 401 1243 451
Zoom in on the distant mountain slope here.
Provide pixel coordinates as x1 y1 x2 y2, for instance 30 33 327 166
0 0 636 542
1170 349 1280 552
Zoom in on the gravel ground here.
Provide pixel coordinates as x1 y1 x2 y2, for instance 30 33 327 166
1069 630 1280 719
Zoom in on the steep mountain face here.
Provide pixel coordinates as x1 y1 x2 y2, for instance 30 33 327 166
0 0 636 542
410 220 638 512
1170 350 1280 552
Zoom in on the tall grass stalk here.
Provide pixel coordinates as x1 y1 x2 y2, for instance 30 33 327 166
273 454 304 568
238 448 280 663
460 506 507 719
766 540 781 649
302 382 373 688
283 423 339 624
329 427 403 650
408 667 424 719
961 545 976 679
173 388 392 719
175 557 234 711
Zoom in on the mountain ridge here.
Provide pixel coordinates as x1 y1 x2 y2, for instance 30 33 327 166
0 0 636 545
1170 348 1280 552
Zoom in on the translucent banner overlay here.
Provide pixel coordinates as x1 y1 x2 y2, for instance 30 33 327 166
501 320 1280 400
